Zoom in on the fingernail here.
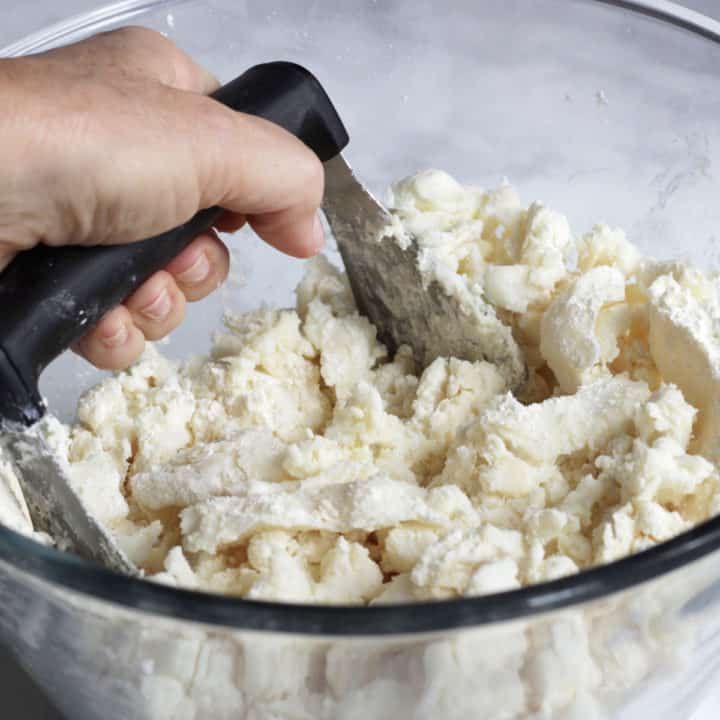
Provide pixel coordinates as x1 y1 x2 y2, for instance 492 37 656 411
311 213 325 251
140 288 172 321
177 252 210 285
101 323 129 349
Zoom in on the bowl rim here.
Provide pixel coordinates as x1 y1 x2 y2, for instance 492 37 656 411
1 0 720 56
1 0 720 636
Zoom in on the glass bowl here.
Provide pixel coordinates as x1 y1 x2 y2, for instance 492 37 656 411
2 1 720 718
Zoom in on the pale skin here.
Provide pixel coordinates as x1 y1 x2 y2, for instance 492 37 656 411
0 27 325 369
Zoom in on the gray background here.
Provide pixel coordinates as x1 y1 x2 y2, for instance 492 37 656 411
0 0 718 718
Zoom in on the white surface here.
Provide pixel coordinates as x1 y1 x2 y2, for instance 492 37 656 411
0 1 719 718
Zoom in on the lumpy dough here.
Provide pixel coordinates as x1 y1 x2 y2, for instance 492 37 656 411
16 168 720 603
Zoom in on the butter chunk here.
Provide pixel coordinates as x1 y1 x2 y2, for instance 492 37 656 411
180 477 478 554
577 224 640 277
482 376 648 462
648 273 720 461
484 203 573 313
541 266 627 393
302 296 386 401
130 430 287 511
411 526 524 598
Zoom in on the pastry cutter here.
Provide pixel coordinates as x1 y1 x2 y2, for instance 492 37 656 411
0 62 522 575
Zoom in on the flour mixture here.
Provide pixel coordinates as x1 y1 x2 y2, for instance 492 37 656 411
3 169 719 604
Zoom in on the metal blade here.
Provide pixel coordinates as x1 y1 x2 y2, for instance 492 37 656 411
1 425 137 576
322 155 525 386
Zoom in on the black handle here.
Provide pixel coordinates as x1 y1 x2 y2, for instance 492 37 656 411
0 61 349 425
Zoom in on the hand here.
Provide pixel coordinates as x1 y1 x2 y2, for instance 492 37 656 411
0 27 324 369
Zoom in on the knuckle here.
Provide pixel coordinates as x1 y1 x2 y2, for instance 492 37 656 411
106 26 173 51
101 27 194 88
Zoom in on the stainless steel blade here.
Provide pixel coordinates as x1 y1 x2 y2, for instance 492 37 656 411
322 155 526 385
1 425 137 576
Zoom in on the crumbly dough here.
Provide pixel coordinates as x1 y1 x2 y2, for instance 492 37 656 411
4 169 720 606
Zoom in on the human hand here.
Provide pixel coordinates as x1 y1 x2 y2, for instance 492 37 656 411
0 27 325 369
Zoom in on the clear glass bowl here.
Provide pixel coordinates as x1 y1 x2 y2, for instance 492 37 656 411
2 1 720 718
